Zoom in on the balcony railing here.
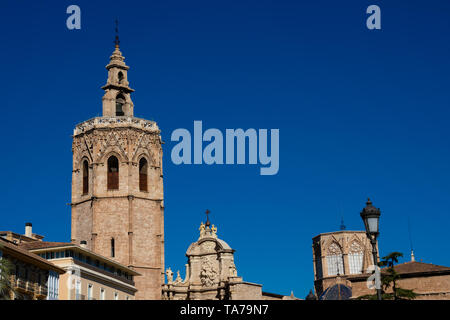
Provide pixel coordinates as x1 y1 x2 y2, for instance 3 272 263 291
15 278 48 296
16 279 26 290
39 286 48 296
26 282 35 292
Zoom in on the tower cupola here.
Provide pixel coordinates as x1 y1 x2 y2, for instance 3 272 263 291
101 22 135 117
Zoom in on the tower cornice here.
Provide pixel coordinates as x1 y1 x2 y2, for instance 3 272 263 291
73 116 160 136
101 83 135 93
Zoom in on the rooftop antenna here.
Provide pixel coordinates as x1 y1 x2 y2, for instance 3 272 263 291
340 216 346 231
338 201 346 230
408 216 415 262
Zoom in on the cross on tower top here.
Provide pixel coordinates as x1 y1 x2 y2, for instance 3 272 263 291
114 18 120 48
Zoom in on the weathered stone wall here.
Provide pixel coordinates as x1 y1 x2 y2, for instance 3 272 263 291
71 201 93 247
132 198 163 266
133 268 163 300
230 282 263 300
92 197 130 263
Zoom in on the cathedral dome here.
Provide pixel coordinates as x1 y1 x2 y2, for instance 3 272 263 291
216 238 232 250
319 284 352 300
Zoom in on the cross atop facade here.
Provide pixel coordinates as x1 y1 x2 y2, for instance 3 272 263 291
205 209 211 227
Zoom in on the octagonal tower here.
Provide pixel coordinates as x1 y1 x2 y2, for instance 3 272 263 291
70 41 164 300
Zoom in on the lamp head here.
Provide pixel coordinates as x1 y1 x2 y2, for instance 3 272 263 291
360 198 381 236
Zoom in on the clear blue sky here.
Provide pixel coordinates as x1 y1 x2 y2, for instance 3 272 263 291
1 0 449 297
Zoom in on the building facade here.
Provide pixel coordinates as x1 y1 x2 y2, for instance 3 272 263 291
70 41 164 299
348 259 450 300
20 241 140 300
0 238 65 300
1 223 45 244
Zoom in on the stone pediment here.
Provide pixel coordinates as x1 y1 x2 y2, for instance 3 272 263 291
186 237 234 257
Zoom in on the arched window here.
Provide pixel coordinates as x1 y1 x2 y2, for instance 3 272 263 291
326 242 344 276
118 72 124 84
314 247 323 280
139 158 148 192
348 241 364 274
107 156 119 190
82 160 89 194
116 94 125 116
111 238 115 258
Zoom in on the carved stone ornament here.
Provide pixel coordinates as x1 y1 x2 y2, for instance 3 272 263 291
327 242 342 255
349 241 363 254
201 241 216 252
200 257 217 287
166 268 173 283
229 264 237 277
174 271 182 284
199 222 205 236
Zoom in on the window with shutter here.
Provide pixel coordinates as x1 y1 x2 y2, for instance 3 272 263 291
107 156 119 190
139 157 148 192
82 160 89 194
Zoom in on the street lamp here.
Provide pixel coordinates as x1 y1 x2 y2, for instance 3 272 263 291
360 198 382 300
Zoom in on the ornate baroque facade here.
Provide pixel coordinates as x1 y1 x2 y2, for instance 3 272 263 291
70 42 164 299
163 216 296 300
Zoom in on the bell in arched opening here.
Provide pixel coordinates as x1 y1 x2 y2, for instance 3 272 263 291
115 94 126 116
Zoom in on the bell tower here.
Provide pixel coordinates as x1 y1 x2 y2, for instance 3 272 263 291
70 30 165 299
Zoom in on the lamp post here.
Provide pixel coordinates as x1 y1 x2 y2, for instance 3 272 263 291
360 198 382 300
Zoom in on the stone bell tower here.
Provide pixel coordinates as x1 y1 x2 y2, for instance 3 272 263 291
101 35 134 117
70 33 164 299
